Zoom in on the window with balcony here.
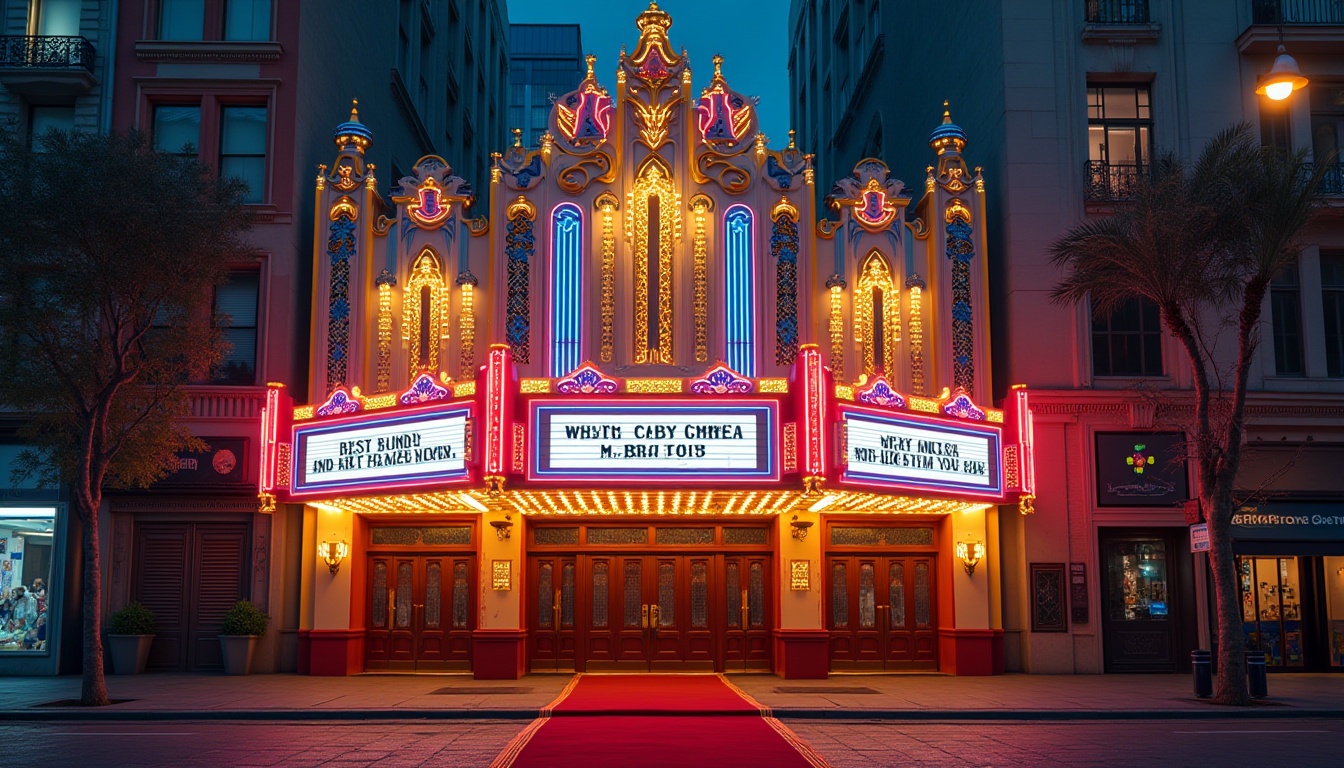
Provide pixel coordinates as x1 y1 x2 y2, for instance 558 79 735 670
1091 296 1163 377
219 106 267 204
1086 83 1152 202
1270 261 1305 376
213 269 259 385
34 0 81 36
1085 0 1150 24
1323 253 1344 378
1310 85 1344 195
153 104 202 156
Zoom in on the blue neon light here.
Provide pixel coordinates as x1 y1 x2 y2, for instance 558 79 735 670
724 205 756 376
551 203 583 376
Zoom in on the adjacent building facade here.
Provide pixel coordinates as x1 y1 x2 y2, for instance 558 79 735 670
509 23 584 148
1 0 511 675
790 0 1344 673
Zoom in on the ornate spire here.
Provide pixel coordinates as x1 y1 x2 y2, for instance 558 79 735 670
928 99 967 155
333 98 373 154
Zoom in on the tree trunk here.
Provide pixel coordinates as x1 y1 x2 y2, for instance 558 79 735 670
77 492 109 706
1207 492 1249 706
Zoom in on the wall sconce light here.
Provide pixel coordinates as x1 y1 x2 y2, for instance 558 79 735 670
318 539 349 575
490 514 514 540
956 540 985 577
790 515 814 540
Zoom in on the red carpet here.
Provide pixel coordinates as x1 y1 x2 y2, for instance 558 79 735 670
491 675 828 768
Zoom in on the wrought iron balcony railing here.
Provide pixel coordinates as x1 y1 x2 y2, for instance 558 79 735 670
1253 0 1344 24
0 35 95 71
1085 161 1148 202
1306 162 1344 195
1085 0 1151 24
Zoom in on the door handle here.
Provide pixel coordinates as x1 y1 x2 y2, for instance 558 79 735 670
553 588 562 626
649 604 660 631
388 588 397 628
741 588 749 629
641 603 650 629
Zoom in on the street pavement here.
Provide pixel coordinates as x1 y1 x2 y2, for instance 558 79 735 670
3 718 1341 767
1 671 1340 720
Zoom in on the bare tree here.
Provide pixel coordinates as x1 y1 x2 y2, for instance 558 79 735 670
1050 125 1327 705
0 129 253 705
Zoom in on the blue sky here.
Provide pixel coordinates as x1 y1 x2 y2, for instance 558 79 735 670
507 0 792 146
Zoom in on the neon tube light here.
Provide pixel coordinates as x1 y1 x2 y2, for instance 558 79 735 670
550 203 583 376
724 204 756 377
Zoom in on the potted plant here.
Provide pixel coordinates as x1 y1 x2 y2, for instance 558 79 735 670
218 599 269 675
107 601 156 675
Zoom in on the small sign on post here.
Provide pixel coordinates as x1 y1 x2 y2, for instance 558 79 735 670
1190 523 1210 553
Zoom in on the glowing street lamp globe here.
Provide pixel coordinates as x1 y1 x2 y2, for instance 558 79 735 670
1256 45 1308 101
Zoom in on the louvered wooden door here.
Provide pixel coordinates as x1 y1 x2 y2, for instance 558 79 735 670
132 521 249 672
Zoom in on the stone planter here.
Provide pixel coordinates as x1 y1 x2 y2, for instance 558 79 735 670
107 634 154 675
219 635 259 675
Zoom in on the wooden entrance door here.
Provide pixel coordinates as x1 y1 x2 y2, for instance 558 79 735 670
722 553 771 672
365 554 475 671
579 554 716 670
827 555 937 670
537 554 733 671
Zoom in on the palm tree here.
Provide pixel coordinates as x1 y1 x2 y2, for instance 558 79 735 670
1050 125 1328 705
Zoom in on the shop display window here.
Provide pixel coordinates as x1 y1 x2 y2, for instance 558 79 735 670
0 508 56 653
1105 539 1168 621
1238 557 1304 668
1326 556 1344 668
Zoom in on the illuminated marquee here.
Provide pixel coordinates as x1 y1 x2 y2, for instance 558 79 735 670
529 401 777 481
291 402 471 496
840 407 1002 497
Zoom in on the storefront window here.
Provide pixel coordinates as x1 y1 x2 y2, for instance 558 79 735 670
1322 556 1344 667
1239 557 1304 668
1 507 56 653
1105 539 1168 621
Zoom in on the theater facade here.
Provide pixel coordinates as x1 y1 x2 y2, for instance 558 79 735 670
267 4 1036 678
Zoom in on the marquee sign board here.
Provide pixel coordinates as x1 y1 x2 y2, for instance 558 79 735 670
839 407 1003 497
290 403 472 496
529 401 778 481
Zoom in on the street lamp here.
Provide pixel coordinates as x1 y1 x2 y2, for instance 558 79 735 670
1256 44 1308 101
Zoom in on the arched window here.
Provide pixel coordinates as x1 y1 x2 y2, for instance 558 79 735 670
724 204 756 376
550 203 583 376
856 250 899 377
403 247 448 376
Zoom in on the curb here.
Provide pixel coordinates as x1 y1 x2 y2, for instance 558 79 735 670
1 707 1341 722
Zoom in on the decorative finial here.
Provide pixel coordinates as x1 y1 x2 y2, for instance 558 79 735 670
350 99 360 122
788 129 796 149
512 127 522 148
942 100 952 124
712 54 723 77
585 53 596 76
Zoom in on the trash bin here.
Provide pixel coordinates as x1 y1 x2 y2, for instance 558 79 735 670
1246 651 1268 699
1191 650 1212 698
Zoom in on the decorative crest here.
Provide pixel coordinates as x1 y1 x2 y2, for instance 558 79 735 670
855 376 906 408
941 388 986 420
400 372 452 405
316 387 361 417
556 55 613 145
690 363 754 394
555 362 620 394
697 54 753 146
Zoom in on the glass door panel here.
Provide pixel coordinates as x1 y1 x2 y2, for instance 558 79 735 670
1239 557 1305 668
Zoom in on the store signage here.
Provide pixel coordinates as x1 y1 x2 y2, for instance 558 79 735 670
529 402 777 480
156 437 248 486
291 403 471 496
1230 504 1344 542
839 408 1002 496
1190 523 1210 553
1095 432 1189 507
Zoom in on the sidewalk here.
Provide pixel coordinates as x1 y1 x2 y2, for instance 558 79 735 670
0 672 1339 721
